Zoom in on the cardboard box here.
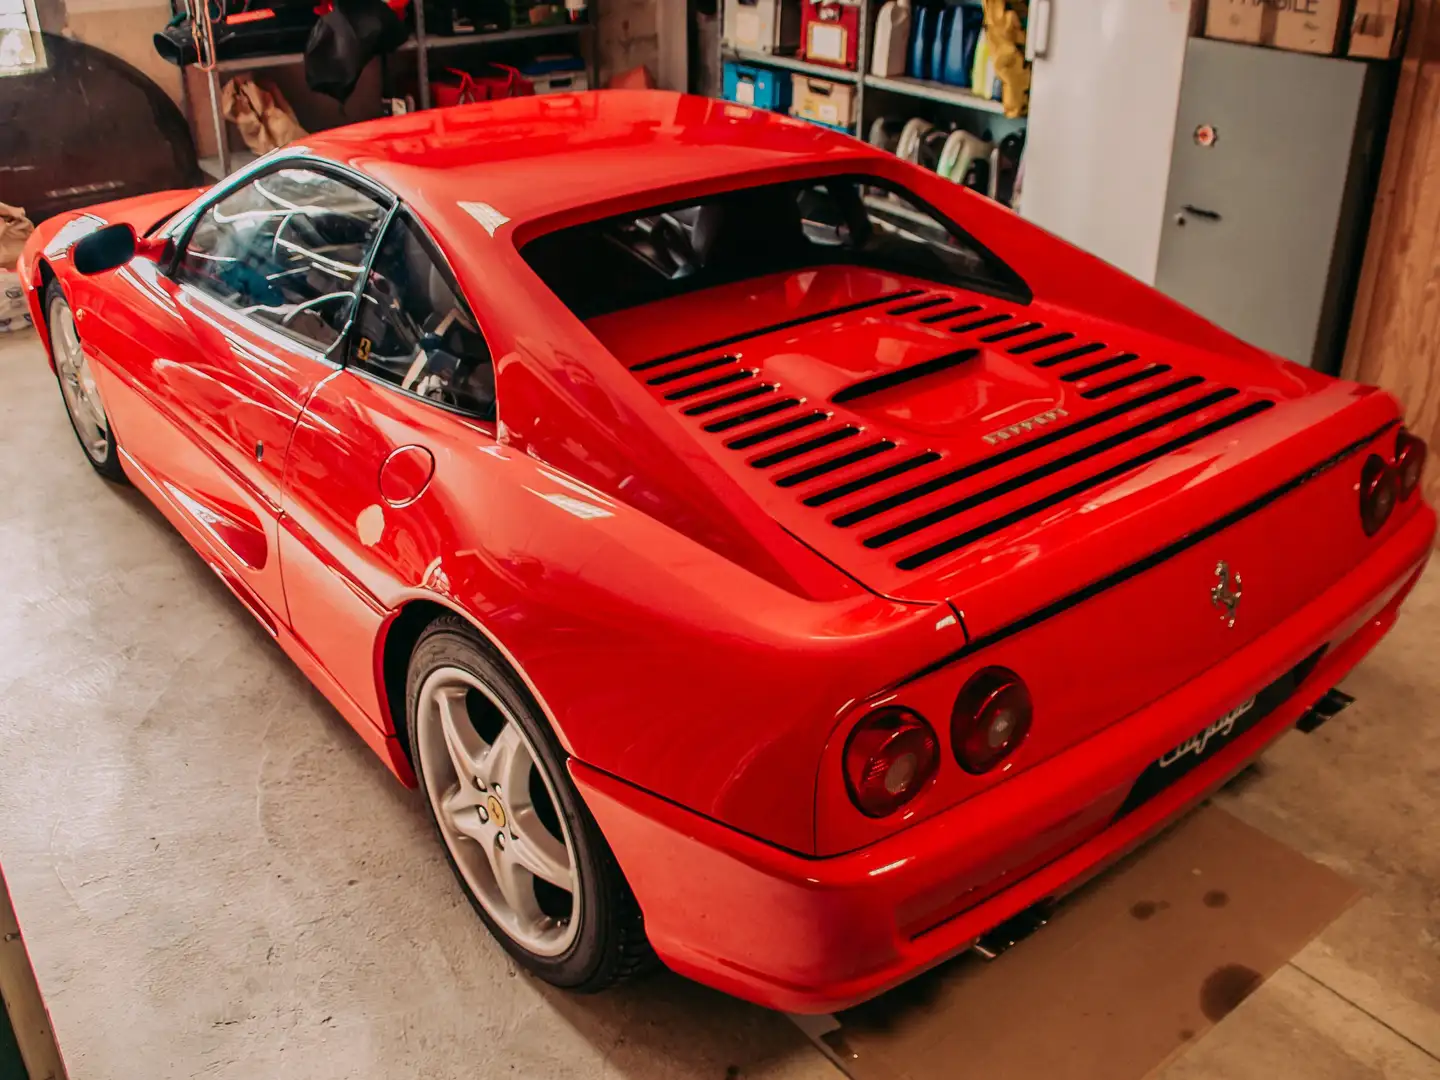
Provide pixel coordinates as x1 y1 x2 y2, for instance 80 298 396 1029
789 74 855 128
1349 0 1409 58
1206 0 1350 56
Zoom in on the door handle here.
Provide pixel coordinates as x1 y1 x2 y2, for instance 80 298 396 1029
255 440 264 462
1026 0 1052 61
1177 204 1222 225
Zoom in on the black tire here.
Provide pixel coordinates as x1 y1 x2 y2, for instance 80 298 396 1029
44 280 126 483
406 615 656 991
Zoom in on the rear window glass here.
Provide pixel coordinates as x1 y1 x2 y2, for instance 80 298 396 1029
520 174 1029 320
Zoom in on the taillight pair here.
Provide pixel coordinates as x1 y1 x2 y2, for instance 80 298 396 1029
1360 428 1427 536
842 668 1033 818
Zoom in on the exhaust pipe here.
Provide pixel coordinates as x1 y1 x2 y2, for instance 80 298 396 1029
1297 688 1354 734
972 902 1052 960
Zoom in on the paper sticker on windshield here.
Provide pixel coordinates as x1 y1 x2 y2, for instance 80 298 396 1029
459 201 511 236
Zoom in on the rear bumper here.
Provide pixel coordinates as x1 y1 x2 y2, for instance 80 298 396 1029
574 502 1435 1014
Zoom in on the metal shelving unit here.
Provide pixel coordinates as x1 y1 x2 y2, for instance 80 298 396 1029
197 15 597 177
864 71 1007 113
722 47 858 83
717 2 1023 140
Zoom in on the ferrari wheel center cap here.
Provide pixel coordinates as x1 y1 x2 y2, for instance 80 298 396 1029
486 794 507 830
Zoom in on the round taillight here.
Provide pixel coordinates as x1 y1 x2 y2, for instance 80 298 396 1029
843 708 940 818
1395 429 1427 501
951 667 1032 775
1360 453 1397 536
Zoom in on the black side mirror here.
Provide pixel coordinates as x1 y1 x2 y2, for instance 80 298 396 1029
72 223 138 276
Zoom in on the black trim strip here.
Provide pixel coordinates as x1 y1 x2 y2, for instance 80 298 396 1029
776 440 895 487
830 376 1205 527
1061 353 1139 382
891 399 1276 564
1008 332 1076 356
981 321 1045 344
832 349 978 405
647 356 737 385
950 313 1012 335
889 296 947 316
805 451 943 506
727 411 827 449
1034 342 1106 368
1081 364 1171 399
920 304 984 324
702 398 800 432
682 384 775 415
664 370 754 401
863 388 1244 543
632 289 922 371
894 420 1399 686
753 427 860 469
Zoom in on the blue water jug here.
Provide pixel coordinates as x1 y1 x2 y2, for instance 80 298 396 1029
944 3 983 86
909 5 933 80
930 5 953 85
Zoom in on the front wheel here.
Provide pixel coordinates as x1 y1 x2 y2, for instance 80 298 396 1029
46 281 125 482
406 615 655 990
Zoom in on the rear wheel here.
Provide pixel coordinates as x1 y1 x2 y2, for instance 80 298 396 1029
46 281 124 482
406 616 655 990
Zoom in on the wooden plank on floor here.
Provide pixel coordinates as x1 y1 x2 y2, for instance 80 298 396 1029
0 866 65 1080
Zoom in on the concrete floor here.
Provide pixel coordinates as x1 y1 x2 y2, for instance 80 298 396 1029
0 326 1437 1080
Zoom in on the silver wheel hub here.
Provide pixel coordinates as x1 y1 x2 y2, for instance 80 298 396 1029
416 666 580 956
49 295 109 463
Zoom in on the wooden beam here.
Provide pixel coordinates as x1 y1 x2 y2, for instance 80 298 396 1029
0 867 66 1080
1341 0 1440 510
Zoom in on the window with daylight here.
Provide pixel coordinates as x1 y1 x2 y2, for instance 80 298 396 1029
0 0 43 75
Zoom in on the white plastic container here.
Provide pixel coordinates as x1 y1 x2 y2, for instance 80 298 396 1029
869 0 911 77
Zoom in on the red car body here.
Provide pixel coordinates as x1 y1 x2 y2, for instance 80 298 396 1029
18 91 1434 1013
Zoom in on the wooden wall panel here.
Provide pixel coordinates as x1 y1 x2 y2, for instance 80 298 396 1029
1344 0 1440 508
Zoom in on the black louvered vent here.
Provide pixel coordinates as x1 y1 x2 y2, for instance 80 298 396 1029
630 287 1274 572
831 349 977 404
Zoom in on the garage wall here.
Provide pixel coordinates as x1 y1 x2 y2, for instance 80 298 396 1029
598 0 660 83
66 1 181 104
1344 0 1440 510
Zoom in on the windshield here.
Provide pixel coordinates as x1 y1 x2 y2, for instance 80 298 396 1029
521 174 1029 320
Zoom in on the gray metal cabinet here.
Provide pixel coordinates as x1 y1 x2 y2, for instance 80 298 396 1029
1155 38 1390 373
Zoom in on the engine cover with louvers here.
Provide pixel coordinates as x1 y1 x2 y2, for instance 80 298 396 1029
586 265 1329 612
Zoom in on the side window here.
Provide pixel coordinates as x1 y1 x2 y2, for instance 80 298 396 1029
349 215 495 420
174 166 388 351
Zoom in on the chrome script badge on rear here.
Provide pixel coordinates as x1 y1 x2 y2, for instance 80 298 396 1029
1157 697 1257 769
982 407 1069 446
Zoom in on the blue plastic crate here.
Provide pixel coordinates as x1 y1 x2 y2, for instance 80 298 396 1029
722 62 791 111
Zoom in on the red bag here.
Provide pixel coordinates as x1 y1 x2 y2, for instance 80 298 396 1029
432 64 534 107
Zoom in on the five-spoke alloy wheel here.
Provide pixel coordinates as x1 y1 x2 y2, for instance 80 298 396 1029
46 281 125 481
406 615 654 990
416 664 581 956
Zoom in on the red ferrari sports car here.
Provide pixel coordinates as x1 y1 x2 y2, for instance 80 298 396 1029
17 91 1434 1014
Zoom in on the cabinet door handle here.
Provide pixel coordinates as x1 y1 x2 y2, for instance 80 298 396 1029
1026 0 1052 61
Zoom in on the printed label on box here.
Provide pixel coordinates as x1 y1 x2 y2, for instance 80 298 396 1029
818 102 839 124
808 23 845 62
735 79 756 105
